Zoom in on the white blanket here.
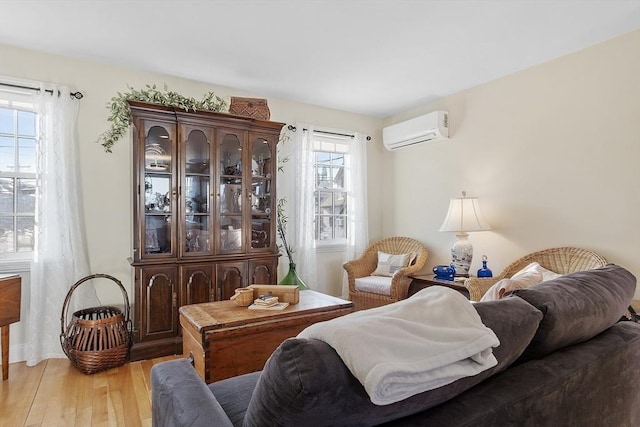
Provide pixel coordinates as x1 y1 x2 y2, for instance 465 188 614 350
297 286 500 405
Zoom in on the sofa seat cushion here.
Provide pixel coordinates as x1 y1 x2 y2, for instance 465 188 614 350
355 275 392 295
243 296 542 427
512 264 636 361
381 321 640 426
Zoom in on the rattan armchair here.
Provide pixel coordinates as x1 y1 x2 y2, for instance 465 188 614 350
464 247 608 301
343 236 428 310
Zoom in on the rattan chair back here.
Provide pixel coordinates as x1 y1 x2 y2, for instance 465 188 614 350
464 247 607 301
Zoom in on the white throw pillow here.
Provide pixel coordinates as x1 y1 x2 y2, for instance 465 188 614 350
513 262 564 281
480 269 543 302
372 251 410 277
530 262 563 282
480 262 564 302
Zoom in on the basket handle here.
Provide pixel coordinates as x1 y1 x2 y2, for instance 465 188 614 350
60 273 131 338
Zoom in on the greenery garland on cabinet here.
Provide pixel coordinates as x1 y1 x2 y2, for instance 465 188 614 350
97 84 227 153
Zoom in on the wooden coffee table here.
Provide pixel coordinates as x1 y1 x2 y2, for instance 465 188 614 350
179 290 353 383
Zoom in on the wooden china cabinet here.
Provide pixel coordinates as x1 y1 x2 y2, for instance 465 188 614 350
128 101 284 360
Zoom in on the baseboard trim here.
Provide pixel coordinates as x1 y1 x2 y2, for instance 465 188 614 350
9 343 27 363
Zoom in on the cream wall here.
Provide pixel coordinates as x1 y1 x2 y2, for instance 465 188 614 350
0 44 383 362
1 29 638 363
381 30 640 299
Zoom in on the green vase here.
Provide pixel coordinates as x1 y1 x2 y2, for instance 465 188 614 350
279 263 310 290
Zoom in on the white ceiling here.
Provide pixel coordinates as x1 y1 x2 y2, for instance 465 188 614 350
1 1 639 118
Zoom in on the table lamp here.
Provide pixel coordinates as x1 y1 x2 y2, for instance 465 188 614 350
439 191 491 276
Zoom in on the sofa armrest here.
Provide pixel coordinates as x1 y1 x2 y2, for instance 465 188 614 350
151 358 234 427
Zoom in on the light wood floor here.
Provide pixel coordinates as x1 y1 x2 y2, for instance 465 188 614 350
0 356 179 427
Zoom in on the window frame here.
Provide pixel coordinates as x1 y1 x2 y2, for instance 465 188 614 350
311 133 351 249
0 89 38 262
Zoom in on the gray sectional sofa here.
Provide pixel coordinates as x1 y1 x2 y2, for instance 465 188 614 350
151 264 640 426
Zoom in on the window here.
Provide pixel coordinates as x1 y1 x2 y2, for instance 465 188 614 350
312 135 350 243
0 97 38 258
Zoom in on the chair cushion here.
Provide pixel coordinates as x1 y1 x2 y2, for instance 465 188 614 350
372 251 411 277
355 276 393 295
243 297 542 427
512 264 636 361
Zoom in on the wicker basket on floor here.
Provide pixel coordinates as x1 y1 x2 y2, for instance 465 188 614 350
60 274 131 374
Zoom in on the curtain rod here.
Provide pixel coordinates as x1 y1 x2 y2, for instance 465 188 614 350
287 125 371 141
0 82 84 99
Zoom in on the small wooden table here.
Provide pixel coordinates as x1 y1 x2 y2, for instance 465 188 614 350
0 274 21 380
408 275 470 299
180 290 353 383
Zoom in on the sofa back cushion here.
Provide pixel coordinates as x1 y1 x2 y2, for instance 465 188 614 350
243 296 542 427
512 264 636 361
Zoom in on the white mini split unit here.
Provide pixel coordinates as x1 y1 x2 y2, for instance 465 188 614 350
382 110 449 151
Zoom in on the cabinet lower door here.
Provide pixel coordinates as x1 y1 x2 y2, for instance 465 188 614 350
181 264 214 305
136 266 179 342
249 258 277 285
215 262 248 300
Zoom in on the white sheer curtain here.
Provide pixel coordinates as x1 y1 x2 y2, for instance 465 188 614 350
27 84 97 366
290 125 317 287
278 124 368 295
342 132 368 298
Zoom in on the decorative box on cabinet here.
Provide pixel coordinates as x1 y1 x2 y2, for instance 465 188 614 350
129 101 284 360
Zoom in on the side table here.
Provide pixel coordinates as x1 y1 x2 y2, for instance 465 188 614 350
408 275 470 299
0 274 21 380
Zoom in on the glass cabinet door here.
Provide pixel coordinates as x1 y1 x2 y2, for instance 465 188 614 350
249 134 275 252
182 126 213 256
217 130 245 253
142 123 175 258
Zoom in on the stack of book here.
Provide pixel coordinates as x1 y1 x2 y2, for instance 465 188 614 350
253 294 279 307
248 294 290 311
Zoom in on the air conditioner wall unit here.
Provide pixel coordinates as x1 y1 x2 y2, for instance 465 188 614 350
382 111 449 151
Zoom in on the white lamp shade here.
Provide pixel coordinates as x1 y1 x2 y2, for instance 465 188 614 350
439 195 491 233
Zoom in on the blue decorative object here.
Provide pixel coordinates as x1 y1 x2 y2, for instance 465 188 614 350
433 264 455 281
477 255 493 278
